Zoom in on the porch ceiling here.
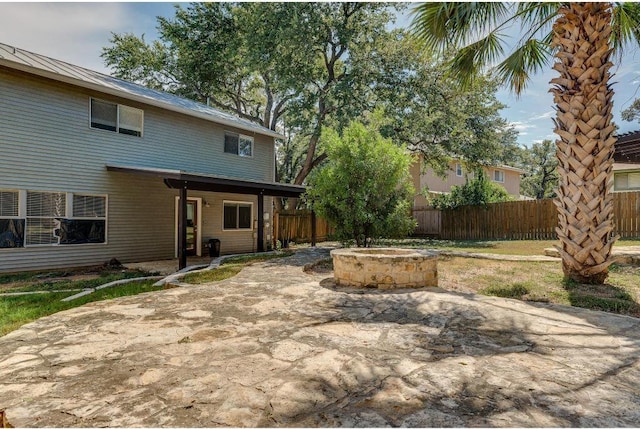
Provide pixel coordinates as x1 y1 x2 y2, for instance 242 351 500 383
106 164 306 198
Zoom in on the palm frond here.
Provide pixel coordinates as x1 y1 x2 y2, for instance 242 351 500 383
516 2 561 28
411 2 558 93
515 3 558 46
611 2 640 53
448 30 506 88
495 38 552 95
410 2 510 52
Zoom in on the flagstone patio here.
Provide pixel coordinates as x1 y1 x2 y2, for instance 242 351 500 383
1 247 639 427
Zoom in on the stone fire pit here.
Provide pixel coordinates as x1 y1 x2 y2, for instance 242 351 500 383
330 247 438 289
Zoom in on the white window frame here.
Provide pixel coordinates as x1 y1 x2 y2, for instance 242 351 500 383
0 189 25 249
222 200 254 231
90 97 144 137
455 163 463 177
224 131 254 158
67 193 108 246
493 170 505 183
25 190 67 247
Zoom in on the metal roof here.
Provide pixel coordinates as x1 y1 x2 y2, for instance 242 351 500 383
615 130 640 163
0 42 284 140
106 164 306 198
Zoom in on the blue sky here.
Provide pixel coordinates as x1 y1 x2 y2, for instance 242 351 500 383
1 2 638 147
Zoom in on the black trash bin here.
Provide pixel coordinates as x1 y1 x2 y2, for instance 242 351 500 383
207 238 221 257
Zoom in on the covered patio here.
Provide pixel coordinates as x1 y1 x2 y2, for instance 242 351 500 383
106 164 310 270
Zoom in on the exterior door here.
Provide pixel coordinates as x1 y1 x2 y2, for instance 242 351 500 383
175 197 202 257
186 200 197 256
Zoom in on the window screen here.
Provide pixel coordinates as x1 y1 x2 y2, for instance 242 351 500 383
223 202 252 230
26 191 66 245
118 105 143 136
73 195 106 218
91 99 117 131
0 190 22 248
615 173 629 190
493 170 505 182
238 204 252 228
0 191 18 217
223 203 237 229
239 135 253 157
224 133 239 154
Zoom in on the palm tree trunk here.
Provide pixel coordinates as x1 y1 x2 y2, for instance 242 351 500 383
551 2 618 284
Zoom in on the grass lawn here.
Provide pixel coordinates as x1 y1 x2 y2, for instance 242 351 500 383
376 238 640 256
0 278 162 337
438 256 640 317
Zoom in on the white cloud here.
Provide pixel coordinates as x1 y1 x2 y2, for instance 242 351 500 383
529 111 555 121
0 3 139 72
510 121 536 134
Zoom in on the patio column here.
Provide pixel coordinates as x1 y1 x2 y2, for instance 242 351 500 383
178 184 188 270
257 191 264 252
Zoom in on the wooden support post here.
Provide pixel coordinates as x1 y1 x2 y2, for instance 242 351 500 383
311 210 317 247
178 184 188 270
257 191 264 252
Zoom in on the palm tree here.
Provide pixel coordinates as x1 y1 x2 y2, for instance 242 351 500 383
412 2 640 284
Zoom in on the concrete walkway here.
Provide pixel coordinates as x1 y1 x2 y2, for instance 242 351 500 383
1 248 640 427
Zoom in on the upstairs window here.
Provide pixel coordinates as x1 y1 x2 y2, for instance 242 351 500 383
455 163 463 177
224 132 253 157
90 98 143 137
493 170 505 183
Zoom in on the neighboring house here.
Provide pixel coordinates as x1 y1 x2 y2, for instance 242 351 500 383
0 42 304 273
613 163 640 192
613 130 640 192
410 157 525 208
615 130 640 164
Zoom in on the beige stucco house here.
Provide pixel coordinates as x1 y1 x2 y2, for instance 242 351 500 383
410 157 525 208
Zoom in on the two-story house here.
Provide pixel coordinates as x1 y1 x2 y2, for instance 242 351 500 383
410 157 525 208
613 131 640 192
0 42 304 273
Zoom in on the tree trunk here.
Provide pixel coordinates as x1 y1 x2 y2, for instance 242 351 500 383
551 2 618 284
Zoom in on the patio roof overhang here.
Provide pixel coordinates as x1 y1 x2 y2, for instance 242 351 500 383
105 164 306 198
106 164 310 270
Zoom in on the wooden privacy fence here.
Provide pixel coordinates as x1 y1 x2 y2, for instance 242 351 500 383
614 191 640 238
419 191 640 240
411 207 441 236
439 199 558 240
273 210 335 244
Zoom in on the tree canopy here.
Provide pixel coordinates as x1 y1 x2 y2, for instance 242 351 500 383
519 139 559 199
102 2 518 196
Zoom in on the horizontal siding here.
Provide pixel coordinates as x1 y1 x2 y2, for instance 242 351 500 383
0 69 275 191
0 69 276 272
0 177 267 272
